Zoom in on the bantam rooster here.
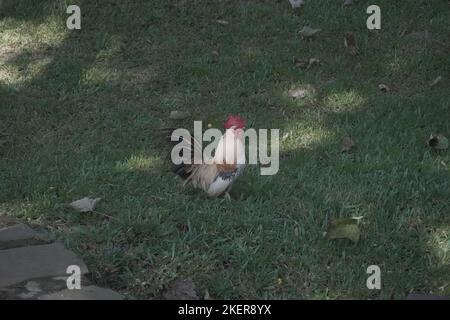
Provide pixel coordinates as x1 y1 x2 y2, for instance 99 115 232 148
169 115 246 198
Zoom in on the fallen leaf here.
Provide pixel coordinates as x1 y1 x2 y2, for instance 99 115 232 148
430 76 443 87
344 32 359 56
289 0 304 8
299 26 321 39
428 134 449 150
282 131 290 141
204 289 212 300
211 50 219 63
341 136 355 153
70 197 101 212
216 19 229 25
293 57 309 68
294 57 320 69
288 88 306 99
378 84 390 92
169 111 190 120
398 28 408 37
326 218 361 243
162 278 199 300
404 30 431 41
308 58 320 68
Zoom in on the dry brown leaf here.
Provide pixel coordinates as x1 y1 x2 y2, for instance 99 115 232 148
325 218 361 243
428 134 449 150
344 32 359 56
288 88 306 99
430 76 443 87
293 57 309 68
216 19 229 25
204 289 212 300
289 0 304 8
162 278 199 300
308 58 320 68
299 26 321 39
211 50 219 63
378 84 390 92
169 111 190 120
294 57 320 69
70 197 101 212
404 30 431 41
341 136 355 153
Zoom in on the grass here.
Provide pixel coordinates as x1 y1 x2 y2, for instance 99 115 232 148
1 0 449 299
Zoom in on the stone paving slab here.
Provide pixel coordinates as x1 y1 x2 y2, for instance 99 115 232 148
0 224 42 242
38 285 124 300
0 221 124 299
0 216 17 227
0 276 75 300
0 243 88 288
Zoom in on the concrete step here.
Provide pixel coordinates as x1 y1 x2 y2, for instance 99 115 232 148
0 222 124 300
38 285 124 300
0 243 88 288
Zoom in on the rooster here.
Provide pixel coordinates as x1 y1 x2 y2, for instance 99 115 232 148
168 115 246 198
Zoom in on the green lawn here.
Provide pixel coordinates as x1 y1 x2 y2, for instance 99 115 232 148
0 0 449 299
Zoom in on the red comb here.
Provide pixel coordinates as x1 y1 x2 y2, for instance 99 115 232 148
223 114 246 129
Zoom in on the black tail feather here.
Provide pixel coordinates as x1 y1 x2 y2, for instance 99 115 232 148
160 128 194 180
171 163 192 180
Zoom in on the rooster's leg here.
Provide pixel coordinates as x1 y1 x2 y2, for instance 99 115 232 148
224 191 231 201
